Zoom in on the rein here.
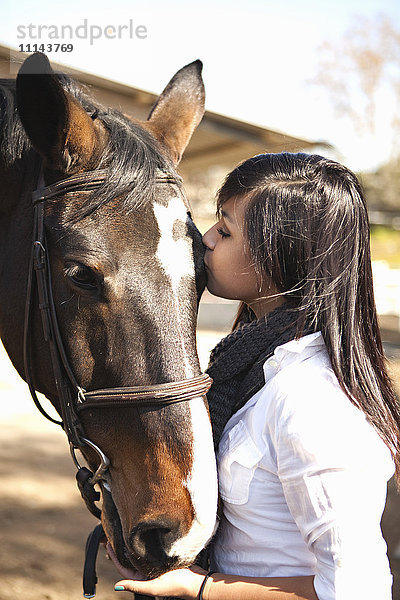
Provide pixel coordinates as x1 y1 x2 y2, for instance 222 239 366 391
23 160 213 519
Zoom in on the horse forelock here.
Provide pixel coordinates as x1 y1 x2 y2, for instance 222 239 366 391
67 109 179 222
0 75 179 221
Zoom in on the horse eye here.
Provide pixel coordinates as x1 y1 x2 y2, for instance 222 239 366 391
65 264 99 291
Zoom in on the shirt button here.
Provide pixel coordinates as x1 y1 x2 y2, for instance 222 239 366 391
269 359 278 368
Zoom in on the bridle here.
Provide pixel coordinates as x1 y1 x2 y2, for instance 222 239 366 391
23 157 213 520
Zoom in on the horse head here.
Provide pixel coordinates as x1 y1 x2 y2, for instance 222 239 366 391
0 53 217 578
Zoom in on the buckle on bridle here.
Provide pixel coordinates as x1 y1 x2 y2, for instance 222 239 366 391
33 240 46 270
77 387 86 404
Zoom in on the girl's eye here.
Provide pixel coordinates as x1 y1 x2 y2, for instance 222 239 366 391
217 227 230 239
65 263 100 291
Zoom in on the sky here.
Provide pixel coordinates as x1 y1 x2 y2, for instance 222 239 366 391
1 0 400 172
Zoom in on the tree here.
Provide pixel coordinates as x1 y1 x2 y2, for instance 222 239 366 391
359 155 400 213
312 14 400 155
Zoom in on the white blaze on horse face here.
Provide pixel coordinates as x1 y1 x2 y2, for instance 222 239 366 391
153 196 194 377
153 196 193 289
153 197 218 558
168 397 218 562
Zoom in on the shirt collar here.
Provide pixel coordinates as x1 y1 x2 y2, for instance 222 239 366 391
275 331 324 356
263 331 325 381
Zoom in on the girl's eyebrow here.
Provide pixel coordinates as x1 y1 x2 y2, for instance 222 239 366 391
220 209 234 223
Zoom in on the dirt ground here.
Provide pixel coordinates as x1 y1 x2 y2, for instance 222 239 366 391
1 335 400 600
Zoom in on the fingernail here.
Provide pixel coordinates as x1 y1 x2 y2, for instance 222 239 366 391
114 585 125 591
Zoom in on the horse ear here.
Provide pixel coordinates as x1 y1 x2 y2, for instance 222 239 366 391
144 60 205 166
16 52 97 172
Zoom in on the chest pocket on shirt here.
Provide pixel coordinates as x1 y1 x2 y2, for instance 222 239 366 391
218 420 263 505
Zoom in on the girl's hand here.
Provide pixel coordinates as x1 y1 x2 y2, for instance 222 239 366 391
107 542 208 599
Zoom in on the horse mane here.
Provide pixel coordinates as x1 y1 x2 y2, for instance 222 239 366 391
0 79 32 166
0 74 177 220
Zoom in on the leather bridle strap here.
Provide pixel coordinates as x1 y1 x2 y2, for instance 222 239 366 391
26 168 86 446
23 157 64 427
32 169 183 204
78 374 213 410
83 523 106 598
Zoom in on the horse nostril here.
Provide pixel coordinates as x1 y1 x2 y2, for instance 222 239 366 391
129 520 178 564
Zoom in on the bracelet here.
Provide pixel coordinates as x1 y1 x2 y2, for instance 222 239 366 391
197 571 215 600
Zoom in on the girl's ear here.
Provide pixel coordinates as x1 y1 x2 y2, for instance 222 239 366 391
16 52 97 172
144 60 205 166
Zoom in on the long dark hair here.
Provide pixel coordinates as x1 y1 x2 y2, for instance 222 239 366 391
217 152 400 481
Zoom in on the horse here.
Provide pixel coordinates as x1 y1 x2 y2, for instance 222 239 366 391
0 52 218 587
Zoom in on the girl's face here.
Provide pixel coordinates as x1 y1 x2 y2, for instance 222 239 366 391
202 196 283 317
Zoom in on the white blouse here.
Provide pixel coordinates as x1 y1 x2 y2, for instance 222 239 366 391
211 332 394 600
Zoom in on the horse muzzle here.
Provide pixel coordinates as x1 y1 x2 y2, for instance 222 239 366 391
127 518 184 576
101 487 184 578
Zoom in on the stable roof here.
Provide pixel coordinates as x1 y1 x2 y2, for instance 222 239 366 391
0 44 324 174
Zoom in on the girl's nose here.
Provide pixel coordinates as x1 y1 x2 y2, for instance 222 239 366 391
202 225 216 250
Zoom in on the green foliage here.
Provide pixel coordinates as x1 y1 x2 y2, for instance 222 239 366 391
370 225 400 266
360 156 400 212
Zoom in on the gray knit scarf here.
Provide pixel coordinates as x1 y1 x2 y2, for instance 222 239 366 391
206 305 301 450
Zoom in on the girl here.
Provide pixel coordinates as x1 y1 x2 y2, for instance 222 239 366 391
109 153 399 599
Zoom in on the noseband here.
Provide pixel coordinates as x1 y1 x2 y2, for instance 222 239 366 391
23 159 212 519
